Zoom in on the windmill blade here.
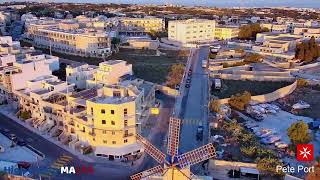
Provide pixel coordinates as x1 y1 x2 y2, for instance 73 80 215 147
177 143 216 169
167 117 181 157
136 134 166 164
130 165 164 180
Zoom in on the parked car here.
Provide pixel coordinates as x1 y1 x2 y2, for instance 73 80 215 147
196 122 204 141
17 138 27 146
9 134 17 141
185 84 190 88
18 162 31 169
188 69 192 76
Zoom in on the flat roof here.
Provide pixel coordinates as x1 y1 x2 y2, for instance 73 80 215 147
71 88 97 99
272 36 300 41
46 81 65 86
33 89 50 95
92 96 136 104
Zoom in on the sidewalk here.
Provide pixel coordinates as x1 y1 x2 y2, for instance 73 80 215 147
0 105 94 163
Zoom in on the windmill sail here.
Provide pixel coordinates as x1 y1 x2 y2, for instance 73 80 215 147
130 165 164 180
167 118 181 157
136 134 166 164
177 143 216 168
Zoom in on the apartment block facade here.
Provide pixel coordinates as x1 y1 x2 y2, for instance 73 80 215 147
214 26 239 40
119 17 164 32
168 19 216 45
27 21 112 58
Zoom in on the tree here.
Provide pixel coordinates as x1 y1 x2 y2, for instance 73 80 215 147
166 64 185 88
241 146 257 158
287 121 312 145
297 78 308 88
244 53 263 63
228 91 251 111
209 99 221 113
239 23 269 40
295 37 320 63
20 110 31 120
306 165 320 180
111 37 120 45
257 158 285 177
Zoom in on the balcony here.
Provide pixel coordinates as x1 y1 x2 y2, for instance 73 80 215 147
89 132 96 136
68 121 75 126
123 133 134 138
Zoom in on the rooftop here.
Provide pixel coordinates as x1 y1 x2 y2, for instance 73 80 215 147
33 89 51 95
71 88 97 99
46 80 65 86
92 96 136 104
101 60 125 66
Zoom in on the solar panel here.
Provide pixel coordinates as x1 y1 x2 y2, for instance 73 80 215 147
167 118 181 157
136 134 166 164
130 165 164 180
177 143 216 168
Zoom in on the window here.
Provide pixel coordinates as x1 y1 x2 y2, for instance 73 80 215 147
102 130 107 134
113 91 121 97
93 138 95 141
112 131 115 135
124 139 128 143
90 107 93 115
111 121 115 125
82 127 85 132
101 109 105 114
102 120 106 124
124 120 128 126
111 110 114 114
103 140 107 144
112 141 116 144
124 108 127 116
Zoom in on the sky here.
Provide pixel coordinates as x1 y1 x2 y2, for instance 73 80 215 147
2 0 320 8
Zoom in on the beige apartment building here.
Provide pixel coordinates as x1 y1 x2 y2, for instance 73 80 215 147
27 22 112 58
214 26 239 40
119 17 164 32
168 19 216 46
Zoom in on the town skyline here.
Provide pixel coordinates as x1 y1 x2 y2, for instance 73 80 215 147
2 0 320 8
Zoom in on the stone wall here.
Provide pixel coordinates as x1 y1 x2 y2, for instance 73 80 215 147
218 74 295 82
156 85 179 97
217 81 297 105
209 160 257 169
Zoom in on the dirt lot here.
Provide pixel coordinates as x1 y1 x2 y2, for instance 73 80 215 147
276 87 320 119
211 80 292 99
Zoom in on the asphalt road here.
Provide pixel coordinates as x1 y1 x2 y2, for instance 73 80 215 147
179 46 210 173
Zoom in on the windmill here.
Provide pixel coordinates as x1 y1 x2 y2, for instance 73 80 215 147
131 118 216 180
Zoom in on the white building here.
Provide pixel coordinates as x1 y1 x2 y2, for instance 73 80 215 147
86 60 133 88
168 19 216 46
293 27 320 41
260 23 288 33
66 63 98 90
0 52 59 93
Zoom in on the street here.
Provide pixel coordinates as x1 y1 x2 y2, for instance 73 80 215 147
179 46 210 173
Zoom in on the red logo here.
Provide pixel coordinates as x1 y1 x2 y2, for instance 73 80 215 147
296 144 314 161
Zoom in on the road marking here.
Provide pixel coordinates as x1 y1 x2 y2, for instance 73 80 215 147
61 154 73 159
56 159 69 164
183 119 200 125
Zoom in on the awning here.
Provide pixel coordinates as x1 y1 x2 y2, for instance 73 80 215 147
95 143 142 156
